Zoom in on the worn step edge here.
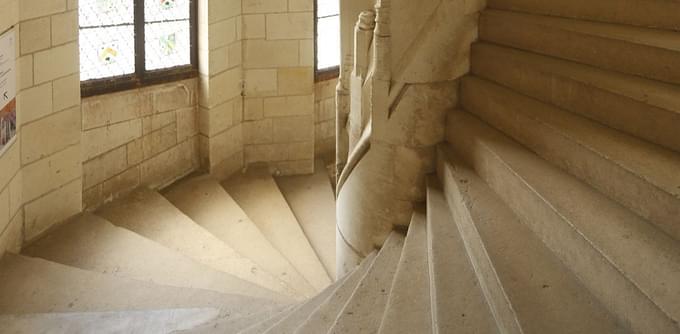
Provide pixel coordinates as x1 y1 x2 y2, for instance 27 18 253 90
173 306 290 334
294 251 378 334
461 76 680 241
238 305 298 334
446 110 680 333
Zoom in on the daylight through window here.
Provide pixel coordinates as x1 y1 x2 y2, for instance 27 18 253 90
79 0 195 93
316 0 340 74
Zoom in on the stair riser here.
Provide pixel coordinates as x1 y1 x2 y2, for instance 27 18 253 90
480 11 680 85
446 110 679 333
488 0 680 31
461 77 680 242
471 43 680 153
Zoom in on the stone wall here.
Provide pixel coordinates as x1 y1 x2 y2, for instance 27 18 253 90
0 0 83 252
241 0 316 175
315 78 337 158
81 80 200 210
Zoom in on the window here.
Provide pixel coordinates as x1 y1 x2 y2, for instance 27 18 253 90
79 0 197 96
315 0 340 81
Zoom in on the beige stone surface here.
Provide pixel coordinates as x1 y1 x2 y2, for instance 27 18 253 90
21 106 80 164
222 168 332 291
96 187 294 298
266 13 314 40
163 175 317 298
33 42 78 84
24 178 82 242
0 308 220 334
446 110 680 333
275 162 337 278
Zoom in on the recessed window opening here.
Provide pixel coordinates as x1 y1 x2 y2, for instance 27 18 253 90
315 0 340 81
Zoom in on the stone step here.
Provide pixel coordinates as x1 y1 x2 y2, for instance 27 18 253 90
163 175 315 298
479 9 680 85
239 305 298 334
438 148 627 333
471 42 680 154
327 231 404 334
378 209 432 334
0 253 281 315
487 0 680 31
446 109 680 333
262 269 351 334
173 306 290 334
461 76 680 242
96 187 294 299
426 178 498 334
0 308 220 334
22 213 291 301
294 252 377 334
275 160 337 280
222 167 332 292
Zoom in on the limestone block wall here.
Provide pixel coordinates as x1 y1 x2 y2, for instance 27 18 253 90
315 78 337 158
0 0 83 253
81 80 200 210
197 0 245 179
241 0 316 175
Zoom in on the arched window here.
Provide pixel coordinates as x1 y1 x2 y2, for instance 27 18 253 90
315 0 339 81
79 0 197 96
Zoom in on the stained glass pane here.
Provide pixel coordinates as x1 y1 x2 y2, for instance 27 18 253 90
145 21 191 71
317 15 340 70
79 26 135 81
317 0 339 18
145 0 190 22
79 0 134 27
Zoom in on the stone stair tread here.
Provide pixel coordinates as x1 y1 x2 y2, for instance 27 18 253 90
238 305 298 334
222 167 332 291
0 253 282 315
163 175 315 298
295 251 377 334
462 76 680 241
446 110 680 333
21 213 294 301
426 179 499 334
275 160 337 279
95 187 293 300
488 0 680 32
378 209 432 334
438 149 627 333
262 268 352 334
480 9 680 84
173 306 290 334
0 308 220 334
471 42 680 153
327 231 404 334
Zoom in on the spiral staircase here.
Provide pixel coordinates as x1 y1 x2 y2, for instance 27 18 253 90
2 0 680 333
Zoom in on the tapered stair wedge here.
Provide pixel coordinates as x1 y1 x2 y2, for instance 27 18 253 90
0 308 220 334
22 213 289 299
262 268 355 334
163 175 316 298
328 231 404 334
96 187 295 299
446 110 680 333
295 252 378 334
461 76 680 242
426 178 499 334
438 148 627 333
378 209 432 334
480 9 680 85
0 253 281 315
275 161 337 279
222 168 332 291
470 42 680 154
239 305 298 334
173 306 290 334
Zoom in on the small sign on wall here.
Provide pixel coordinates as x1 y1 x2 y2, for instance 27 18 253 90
0 28 16 153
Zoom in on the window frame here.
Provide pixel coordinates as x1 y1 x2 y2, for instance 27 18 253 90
314 0 340 82
80 0 198 98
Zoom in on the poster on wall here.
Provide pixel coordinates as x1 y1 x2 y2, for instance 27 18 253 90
0 28 16 153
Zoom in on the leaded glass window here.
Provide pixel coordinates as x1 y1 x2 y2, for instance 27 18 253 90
79 0 196 96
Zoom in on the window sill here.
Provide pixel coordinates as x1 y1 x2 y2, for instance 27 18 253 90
315 66 339 83
81 67 198 98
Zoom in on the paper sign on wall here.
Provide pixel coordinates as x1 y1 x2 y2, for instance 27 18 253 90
0 28 16 152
